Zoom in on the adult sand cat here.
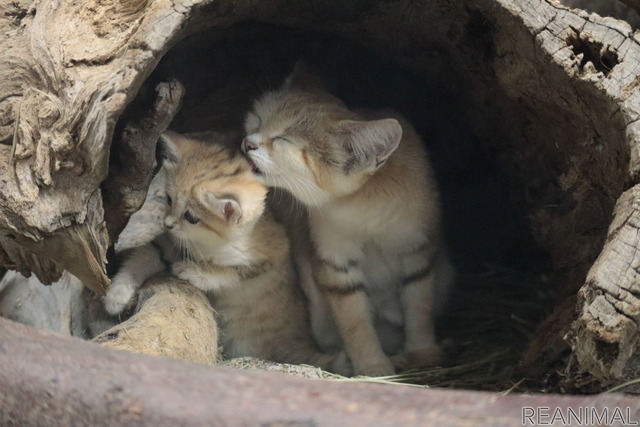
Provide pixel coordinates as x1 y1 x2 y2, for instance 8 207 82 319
105 131 350 374
241 64 453 376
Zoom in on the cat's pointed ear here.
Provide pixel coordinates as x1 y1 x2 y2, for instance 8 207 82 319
284 61 327 92
157 131 184 168
198 191 243 224
336 118 402 173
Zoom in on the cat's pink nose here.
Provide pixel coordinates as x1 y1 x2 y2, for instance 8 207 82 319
164 217 177 230
242 138 259 152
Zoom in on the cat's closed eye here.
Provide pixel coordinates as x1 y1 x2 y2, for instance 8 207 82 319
274 136 292 144
167 195 173 207
183 210 200 224
245 112 262 132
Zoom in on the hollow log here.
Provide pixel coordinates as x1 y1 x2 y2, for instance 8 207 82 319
1 317 639 426
566 185 640 382
0 0 640 390
0 0 201 293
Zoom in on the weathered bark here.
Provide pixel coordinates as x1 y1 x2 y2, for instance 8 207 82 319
562 0 640 28
0 0 639 389
93 274 218 365
0 317 638 426
566 185 640 383
0 0 206 294
485 0 640 388
102 80 184 241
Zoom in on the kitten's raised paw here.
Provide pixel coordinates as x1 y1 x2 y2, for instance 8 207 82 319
104 281 136 315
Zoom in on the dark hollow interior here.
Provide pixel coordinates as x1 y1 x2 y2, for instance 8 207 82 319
151 22 547 273
117 19 579 391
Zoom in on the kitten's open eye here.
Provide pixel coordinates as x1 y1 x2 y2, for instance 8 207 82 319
183 210 199 224
167 195 172 207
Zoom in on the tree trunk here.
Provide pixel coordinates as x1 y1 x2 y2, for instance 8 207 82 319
1 317 638 426
1 0 639 389
0 0 199 293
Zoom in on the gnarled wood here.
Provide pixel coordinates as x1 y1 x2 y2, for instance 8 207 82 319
567 185 640 383
562 0 640 28
1 317 639 426
102 80 184 241
0 0 639 390
0 0 207 293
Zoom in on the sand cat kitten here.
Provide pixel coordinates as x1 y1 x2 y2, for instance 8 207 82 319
104 131 350 374
241 64 453 376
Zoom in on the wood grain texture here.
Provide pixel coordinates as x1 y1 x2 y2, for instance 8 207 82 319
0 0 639 389
567 185 640 382
0 0 207 293
1 317 638 426
102 80 184 241
487 0 640 386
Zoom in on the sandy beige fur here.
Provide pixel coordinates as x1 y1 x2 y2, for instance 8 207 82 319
105 132 350 375
242 64 453 376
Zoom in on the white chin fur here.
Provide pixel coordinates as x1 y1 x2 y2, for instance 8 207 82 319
246 152 328 207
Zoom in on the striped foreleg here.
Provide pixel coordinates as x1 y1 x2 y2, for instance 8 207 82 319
314 256 394 376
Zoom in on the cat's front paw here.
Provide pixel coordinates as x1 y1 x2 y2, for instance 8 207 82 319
172 260 189 277
104 277 136 315
330 351 353 377
390 340 457 372
354 357 395 377
172 261 217 291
